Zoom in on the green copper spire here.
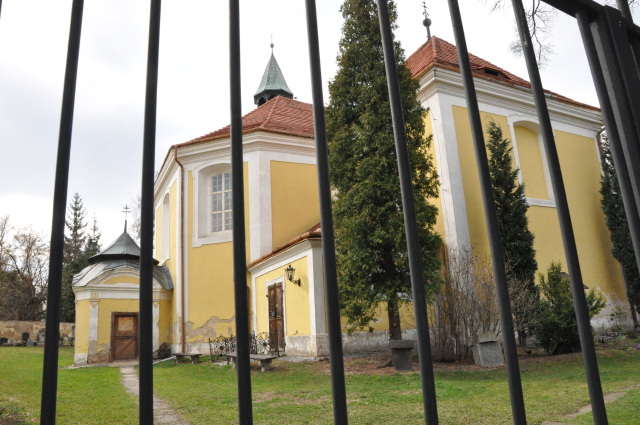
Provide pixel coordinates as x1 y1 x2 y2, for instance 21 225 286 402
254 44 293 106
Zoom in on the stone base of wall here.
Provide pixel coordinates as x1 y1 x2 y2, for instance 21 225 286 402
285 334 330 357
74 350 110 366
342 329 417 355
591 303 635 331
283 329 418 358
177 330 419 358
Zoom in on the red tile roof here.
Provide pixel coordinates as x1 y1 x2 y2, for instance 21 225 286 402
180 96 315 147
406 36 599 111
172 37 597 156
246 223 321 269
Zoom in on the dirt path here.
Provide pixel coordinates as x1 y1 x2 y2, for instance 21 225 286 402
541 384 640 425
119 366 188 425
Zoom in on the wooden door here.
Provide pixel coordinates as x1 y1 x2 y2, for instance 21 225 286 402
111 313 138 361
268 283 285 353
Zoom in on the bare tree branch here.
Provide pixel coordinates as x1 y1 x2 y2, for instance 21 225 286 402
485 0 637 66
0 218 49 321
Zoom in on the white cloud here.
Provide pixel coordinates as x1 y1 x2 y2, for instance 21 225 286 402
0 0 635 246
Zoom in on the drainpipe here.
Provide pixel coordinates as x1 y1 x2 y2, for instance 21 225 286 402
173 146 186 353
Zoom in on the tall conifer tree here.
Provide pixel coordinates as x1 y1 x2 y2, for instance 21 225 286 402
600 139 640 318
486 121 538 342
326 0 441 340
61 194 101 322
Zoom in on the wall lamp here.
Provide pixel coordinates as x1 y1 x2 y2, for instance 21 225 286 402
284 264 301 286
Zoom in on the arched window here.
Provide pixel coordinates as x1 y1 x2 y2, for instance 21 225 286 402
161 193 170 260
511 120 554 205
194 162 233 246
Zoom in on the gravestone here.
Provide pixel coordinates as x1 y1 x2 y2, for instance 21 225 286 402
26 338 37 347
389 339 415 371
22 332 29 342
0 337 7 346
470 332 504 367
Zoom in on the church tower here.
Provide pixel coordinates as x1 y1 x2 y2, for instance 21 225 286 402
254 44 293 106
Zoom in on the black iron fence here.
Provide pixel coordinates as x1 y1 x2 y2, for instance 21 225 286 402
4 0 635 424
208 332 274 360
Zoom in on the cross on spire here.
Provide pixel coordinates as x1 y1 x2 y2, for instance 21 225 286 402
422 1 432 41
122 204 131 232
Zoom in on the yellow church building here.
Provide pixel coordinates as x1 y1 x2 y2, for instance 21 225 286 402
73 37 631 364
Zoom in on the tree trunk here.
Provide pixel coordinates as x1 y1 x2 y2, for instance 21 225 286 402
387 296 402 340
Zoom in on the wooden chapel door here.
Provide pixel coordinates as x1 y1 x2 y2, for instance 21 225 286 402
268 283 285 353
111 313 138 361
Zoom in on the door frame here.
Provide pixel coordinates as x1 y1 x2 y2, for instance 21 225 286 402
266 278 286 352
110 312 139 362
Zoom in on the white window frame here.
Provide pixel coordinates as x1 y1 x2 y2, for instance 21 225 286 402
193 162 233 246
509 119 557 208
210 171 233 233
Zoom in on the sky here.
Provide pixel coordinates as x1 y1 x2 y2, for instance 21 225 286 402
0 0 636 247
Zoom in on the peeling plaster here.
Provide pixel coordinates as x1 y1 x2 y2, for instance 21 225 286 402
185 315 235 342
592 287 635 330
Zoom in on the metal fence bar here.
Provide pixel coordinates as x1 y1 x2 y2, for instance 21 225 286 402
138 0 162 423
603 7 640 209
590 9 640 239
511 1 608 423
39 1 84 423
576 10 640 293
303 1 349 423
376 2 439 423
229 1 253 424
446 1 527 423
616 0 632 20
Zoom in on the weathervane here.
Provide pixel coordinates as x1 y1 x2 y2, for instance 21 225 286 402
270 34 274 50
122 204 131 232
422 1 432 41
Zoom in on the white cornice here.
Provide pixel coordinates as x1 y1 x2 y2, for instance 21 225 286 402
417 67 602 132
176 132 315 166
74 285 172 301
154 131 316 195
248 239 321 277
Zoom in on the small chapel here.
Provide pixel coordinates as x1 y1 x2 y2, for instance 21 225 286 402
73 36 631 365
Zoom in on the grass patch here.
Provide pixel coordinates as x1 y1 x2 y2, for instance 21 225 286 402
154 349 640 425
1 346 638 424
0 347 138 424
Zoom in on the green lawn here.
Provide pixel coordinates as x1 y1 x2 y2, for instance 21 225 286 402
1 345 639 424
0 347 138 424
152 348 640 425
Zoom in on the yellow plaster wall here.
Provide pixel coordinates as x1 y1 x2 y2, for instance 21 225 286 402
271 162 320 248
254 256 311 337
284 257 311 336
555 130 624 295
102 276 138 285
168 181 178 272
452 106 510 256
158 299 172 343
425 109 446 240
340 301 416 332
527 206 565 272
156 180 178 266
183 164 250 338
97 299 139 348
450 105 624 300
516 126 549 200
74 300 90 354
155 203 162 260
